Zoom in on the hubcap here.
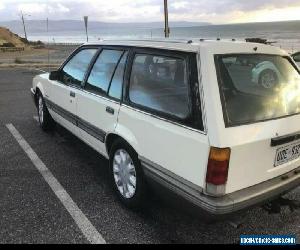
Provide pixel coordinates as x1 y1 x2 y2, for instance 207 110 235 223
261 72 276 89
113 149 137 199
38 96 44 124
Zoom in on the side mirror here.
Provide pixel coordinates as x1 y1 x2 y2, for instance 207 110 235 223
49 70 61 81
292 53 300 63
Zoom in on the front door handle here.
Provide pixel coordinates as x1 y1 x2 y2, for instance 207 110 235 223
70 91 76 98
106 106 115 115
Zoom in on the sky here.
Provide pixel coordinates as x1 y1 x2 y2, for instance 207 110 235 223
0 0 300 24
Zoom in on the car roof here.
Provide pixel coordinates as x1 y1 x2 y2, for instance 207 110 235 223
83 39 288 55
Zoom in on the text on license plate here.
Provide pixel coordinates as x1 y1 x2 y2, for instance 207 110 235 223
275 141 300 167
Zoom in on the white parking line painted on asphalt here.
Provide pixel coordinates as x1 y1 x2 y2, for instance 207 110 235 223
6 123 106 244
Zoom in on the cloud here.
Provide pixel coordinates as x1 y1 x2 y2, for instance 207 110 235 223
56 3 70 13
0 3 5 11
17 2 69 15
168 0 300 14
17 3 47 14
0 0 300 23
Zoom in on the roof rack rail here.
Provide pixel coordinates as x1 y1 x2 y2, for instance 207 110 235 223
115 39 194 44
245 38 268 44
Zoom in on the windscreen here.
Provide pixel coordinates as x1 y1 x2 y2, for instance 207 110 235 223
216 54 300 126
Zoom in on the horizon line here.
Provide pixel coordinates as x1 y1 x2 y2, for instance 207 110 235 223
0 19 300 27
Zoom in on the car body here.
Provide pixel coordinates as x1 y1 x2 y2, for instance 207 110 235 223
31 39 300 217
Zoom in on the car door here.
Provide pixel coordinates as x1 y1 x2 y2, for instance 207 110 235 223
46 47 98 136
76 48 128 156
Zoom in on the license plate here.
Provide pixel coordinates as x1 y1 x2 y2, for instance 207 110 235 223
275 141 300 167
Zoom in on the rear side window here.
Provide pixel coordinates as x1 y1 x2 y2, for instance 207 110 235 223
62 49 97 86
86 49 124 95
129 54 190 120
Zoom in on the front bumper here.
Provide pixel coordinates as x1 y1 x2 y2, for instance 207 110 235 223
31 88 36 106
142 157 300 216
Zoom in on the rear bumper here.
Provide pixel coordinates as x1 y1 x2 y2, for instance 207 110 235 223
212 167 300 215
141 157 300 216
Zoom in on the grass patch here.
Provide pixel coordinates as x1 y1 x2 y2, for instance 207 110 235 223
13 57 42 65
14 58 24 64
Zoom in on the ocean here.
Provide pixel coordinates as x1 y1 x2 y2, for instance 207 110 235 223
25 20 300 53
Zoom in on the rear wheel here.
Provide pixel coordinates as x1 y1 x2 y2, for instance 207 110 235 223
109 139 146 209
37 92 55 131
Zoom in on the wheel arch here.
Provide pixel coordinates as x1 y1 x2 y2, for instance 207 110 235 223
105 130 140 158
34 86 43 106
35 82 46 97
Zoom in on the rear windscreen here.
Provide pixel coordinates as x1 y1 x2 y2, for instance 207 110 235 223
215 54 300 127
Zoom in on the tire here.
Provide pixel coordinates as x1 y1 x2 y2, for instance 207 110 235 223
36 91 55 131
109 139 146 209
258 69 278 89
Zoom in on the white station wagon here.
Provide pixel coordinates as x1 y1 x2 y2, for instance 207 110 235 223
31 40 300 216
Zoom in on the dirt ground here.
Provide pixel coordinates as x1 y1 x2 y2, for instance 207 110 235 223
0 45 78 65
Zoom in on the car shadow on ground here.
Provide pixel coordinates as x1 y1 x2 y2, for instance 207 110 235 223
41 122 300 244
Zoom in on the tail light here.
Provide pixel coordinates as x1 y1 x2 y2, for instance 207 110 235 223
206 147 231 196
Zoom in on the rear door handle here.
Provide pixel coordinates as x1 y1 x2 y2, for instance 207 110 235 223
106 106 115 115
70 91 76 97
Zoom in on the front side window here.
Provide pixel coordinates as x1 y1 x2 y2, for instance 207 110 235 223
216 54 300 126
86 49 124 95
62 49 97 86
129 54 190 120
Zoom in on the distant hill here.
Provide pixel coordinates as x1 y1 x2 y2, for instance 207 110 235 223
0 27 26 47
0 20 211 35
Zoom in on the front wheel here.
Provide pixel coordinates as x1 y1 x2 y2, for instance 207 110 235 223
37 92 55 131
109 139 146 209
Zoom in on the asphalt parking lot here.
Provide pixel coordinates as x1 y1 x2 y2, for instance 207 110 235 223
0 68 299 244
